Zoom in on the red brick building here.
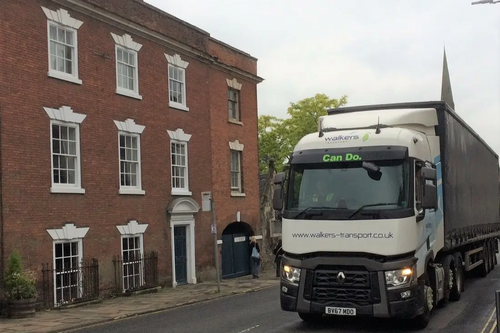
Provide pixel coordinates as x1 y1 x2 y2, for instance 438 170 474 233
0 0 263 307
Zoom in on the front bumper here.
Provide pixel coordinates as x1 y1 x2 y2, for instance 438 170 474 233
279 255 422 319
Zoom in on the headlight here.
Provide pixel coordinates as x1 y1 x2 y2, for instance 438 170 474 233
282 265 301 284
385 267 414 289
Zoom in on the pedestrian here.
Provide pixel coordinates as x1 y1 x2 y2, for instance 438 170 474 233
250 236 261 278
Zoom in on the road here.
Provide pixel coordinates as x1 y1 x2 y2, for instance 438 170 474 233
71 265 500 333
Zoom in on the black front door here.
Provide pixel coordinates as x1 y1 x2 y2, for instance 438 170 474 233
174 226 187 285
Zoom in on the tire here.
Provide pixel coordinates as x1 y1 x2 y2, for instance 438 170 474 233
486 243 492 274
477 243 490 277
449 254 463 301
413 271 433 329
438 255 454 307
489 240 495 271
298 312 322 322
495 239 498 266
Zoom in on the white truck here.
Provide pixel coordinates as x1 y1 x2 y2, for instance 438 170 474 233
272 101 500 328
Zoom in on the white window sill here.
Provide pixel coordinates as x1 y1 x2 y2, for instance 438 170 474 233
48 70 82 85
228 119 243 126
169 102 189 112
119 188 146 195
51 187 86 194
116 88 143 100
231 192 246 197
172 189 193 196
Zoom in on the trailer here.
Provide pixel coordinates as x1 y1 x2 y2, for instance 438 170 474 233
272 101 500 328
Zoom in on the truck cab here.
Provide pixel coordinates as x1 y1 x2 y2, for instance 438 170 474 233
272 102 496 328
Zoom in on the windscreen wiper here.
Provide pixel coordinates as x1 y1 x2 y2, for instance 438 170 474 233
347 203 400 219
294 206 345 219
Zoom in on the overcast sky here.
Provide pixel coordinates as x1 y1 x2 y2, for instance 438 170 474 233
147 0 500 157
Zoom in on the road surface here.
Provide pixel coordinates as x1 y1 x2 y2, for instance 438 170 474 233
70 264 500 333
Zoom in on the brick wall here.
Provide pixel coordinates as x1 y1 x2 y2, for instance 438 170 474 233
0 0 262 295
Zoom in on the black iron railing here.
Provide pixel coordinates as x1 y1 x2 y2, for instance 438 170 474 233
112 251 159 293
41 258 99 308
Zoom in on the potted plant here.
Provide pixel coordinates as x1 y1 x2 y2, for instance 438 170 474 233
4 250 38 318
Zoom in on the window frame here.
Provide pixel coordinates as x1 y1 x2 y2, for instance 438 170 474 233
228 88 240 122
118 131 144 195
110 33 143 100
49 119 84 194
114 119 145 195
170 140 191 195
226 78 243 125
115 45 141 99
52 239 83 307
168 64 187 110
42 6 83 85
230 149 242 193
165 53 190 112
47 21 81 84
229 140 245 197
167 128 192 196
121 234 145 292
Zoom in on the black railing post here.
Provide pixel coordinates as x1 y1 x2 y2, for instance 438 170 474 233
112 252 159 294
94 258 99 298
40 258 100 309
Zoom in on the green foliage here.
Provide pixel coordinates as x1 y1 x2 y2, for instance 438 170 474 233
258 93 348 173
4 250 38 300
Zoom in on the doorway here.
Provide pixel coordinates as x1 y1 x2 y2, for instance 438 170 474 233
174 226 187 285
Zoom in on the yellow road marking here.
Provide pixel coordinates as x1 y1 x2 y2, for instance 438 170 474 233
480 308 497 333
488 320 497 333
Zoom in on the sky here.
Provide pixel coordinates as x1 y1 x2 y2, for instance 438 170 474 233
147 0 500 157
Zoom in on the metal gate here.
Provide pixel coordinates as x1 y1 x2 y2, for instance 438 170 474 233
221 233 250 279
174 226 187 285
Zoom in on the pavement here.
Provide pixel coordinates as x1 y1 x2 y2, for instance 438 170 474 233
0 270 280 333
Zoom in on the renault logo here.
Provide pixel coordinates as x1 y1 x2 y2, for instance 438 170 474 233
337 272 346 284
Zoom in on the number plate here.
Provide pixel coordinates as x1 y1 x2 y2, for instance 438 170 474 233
325 306 356 316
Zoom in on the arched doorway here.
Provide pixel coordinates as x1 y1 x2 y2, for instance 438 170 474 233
221 221 254 279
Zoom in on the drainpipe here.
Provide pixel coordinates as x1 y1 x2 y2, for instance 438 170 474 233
0 107 4 288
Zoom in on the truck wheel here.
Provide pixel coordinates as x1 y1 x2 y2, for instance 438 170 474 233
478 242 490 277
298 312 322 322
413 271 433 329
495 239 498 266
489 240 495 271
449 255 463 301
438 255 455 307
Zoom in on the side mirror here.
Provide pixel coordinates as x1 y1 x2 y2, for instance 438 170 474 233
422 183 437 210
273 187 283 211
274 172 285 185
422 167 436 182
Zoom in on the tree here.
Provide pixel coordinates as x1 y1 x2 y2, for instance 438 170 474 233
258 93 348 173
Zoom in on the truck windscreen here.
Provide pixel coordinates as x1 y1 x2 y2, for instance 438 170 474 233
284 159 411 220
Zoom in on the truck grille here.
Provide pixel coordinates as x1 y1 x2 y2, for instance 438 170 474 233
305 268 379 306
313 287 371 303
315 270 370 288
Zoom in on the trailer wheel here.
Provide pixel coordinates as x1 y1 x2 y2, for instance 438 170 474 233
455 253 465 292
449 254 463 301
495 239 498 266
489 240 495 271
298 312 322 322
478 242 490 277
495 240 498 266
